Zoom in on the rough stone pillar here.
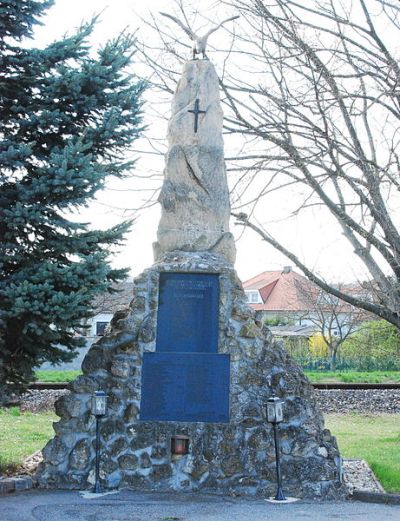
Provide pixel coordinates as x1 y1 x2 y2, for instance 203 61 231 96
153 60 236 264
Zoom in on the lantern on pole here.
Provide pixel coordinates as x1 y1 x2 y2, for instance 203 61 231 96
266 396 284 424
91 390 108 493
265 395 286 501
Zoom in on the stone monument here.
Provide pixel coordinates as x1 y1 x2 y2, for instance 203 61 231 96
37 59 346 499
153 59 236 264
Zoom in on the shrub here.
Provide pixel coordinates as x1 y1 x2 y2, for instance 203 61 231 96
308 334 329 357
341 320 400 368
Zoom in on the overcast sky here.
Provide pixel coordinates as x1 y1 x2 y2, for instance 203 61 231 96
30 0 374 284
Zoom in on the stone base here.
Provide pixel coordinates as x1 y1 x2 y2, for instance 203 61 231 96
36 251 347 499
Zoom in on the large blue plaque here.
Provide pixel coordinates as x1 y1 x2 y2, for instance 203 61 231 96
156 273 219 353
140 352 230 422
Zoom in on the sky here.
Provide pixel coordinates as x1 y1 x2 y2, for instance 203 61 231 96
30 0 375 285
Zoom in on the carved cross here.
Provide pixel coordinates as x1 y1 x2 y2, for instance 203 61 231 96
188 99 206 133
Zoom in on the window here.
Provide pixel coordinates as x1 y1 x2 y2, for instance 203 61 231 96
245 290 260 304
96 321 109 336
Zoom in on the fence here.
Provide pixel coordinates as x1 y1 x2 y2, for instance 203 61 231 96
293 355 400 372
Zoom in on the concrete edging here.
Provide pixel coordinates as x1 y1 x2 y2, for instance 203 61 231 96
0 476 33 494
352 490 400 505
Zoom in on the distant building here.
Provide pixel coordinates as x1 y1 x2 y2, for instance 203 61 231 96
86 282 134 337
242 266 369 339
40 270 369 371
39 281 134 371
243 266 315 325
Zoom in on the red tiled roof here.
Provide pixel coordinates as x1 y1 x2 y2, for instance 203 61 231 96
259 279 278 303
243 269 315 311
242 271 281 290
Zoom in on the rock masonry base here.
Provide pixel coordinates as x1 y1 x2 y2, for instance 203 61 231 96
36 252 347 499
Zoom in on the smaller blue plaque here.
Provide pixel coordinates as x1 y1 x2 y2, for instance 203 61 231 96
140 352 230 423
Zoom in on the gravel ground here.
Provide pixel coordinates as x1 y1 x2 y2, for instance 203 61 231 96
18 388 400 414
342 459 384 493
314 389 400 414
19 390 69 413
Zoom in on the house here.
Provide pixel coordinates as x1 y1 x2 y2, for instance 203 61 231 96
243 266 316 325
90 271 367 339
39 281 135 371
242 266 368 339
86 281 134 337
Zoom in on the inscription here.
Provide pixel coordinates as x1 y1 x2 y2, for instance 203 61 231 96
156 273 219 353
140 352 230 422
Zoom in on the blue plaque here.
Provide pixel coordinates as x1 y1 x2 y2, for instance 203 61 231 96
156 273 219 353
140 352 230 422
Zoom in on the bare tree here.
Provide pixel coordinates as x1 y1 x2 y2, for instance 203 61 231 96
224 0 400 329
295 279 369 369
134 0 400 328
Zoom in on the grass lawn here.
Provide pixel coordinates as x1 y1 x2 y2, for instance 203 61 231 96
0 408 56 474
34 369 81 382
325 413 400 493
34 369 400 384
305 370 400 384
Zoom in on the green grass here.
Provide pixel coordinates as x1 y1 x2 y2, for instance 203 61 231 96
0 408 57 474
35 369 400 384
34 370 81 382
325 413 400 493
305 370 400 384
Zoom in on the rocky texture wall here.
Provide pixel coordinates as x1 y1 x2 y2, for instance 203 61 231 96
36 251 346 499
153 60 236 264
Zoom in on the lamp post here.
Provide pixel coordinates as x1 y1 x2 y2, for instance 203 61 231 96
91 390 108 494
266 395 286 501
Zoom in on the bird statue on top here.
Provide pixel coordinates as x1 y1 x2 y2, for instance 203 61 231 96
160 12 239 59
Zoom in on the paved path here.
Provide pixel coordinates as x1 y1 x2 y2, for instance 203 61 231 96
1 489 400 521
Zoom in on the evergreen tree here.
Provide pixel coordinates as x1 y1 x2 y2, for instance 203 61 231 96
0 0 146 401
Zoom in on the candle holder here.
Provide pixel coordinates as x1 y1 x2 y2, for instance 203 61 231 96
171 435 190 459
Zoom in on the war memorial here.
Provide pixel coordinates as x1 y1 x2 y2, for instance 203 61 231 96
37 55 346 499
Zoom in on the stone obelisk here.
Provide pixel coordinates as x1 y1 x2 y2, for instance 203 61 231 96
154 60 236 264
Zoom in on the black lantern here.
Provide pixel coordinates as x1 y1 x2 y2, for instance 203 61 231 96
266 396 284 424
171 435 190 458
91 390 108 417
91 390 108 493
265 396 286 501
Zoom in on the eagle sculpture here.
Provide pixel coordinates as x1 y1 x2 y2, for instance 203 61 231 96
160 12 240 59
